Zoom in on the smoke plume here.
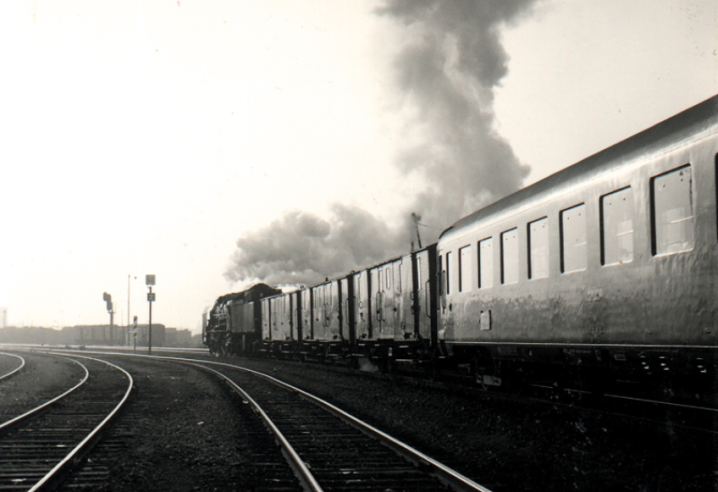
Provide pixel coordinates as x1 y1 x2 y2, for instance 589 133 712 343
226 0 536 287
377 0 534 233
225 205 412 287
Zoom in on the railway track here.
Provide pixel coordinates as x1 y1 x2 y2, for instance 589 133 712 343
0 352 25 382
187 359 491 492
23 348 718 490
0 355 133 491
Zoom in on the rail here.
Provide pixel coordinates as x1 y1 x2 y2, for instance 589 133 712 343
186 358 491 492
185 361 324 492
0 352 25 382
29 355 134 492
0 356 88 431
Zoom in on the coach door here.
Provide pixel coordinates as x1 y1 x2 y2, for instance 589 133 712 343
371 264 389 339
271 298 281 342
340 277 352 342
313 286 327 341
369 266 386 340
415 249 434 341
395 258 411 340
261 299 271 341
301 288 312 340
354 272 370 340
290 292 299 342
382 263 398 339
327 281 341 341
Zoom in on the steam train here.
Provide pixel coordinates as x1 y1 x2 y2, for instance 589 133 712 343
204 94 718 391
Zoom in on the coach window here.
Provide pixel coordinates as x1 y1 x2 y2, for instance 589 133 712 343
501 229 519 285
528 217 549 279
601 187 634 265
459 245 472 292
478 237 494 288
651 165 694 255
561 204 587 273
446 252 452 294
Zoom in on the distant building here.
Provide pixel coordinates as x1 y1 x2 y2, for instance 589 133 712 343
0 308 6 329
0 324 204 348
64 324 165 347
130 324 166 347
164 328 193 347
0 326 65 345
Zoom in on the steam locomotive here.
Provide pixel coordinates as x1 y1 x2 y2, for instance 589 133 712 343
204 94 718 391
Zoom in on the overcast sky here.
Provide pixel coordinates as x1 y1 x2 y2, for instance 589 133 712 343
1 0 716 333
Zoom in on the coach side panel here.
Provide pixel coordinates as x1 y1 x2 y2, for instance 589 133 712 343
439 132 718 354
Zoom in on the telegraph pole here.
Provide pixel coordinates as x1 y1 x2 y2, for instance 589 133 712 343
127 275 137 346
146 275 156 355
133 316 138 353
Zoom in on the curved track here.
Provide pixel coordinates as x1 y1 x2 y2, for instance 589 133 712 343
0 355 133 492
186 359 491 492
0 353 25 382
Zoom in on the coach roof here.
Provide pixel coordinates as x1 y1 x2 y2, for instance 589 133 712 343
440 94 718 243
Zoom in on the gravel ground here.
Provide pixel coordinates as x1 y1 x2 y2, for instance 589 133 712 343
0 351 86 419
0 352 22 377
64 356 301 492
4 349 717 491
210 355 718 492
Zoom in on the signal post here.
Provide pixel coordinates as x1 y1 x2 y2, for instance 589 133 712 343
146 275 156 355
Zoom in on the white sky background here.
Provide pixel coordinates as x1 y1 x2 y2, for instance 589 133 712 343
0 0 715 332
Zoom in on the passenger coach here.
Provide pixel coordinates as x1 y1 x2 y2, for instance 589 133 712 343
437 95 718 389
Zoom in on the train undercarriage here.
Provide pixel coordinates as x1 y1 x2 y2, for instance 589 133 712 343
205 322 718 402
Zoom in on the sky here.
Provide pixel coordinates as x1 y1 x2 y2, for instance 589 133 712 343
1 0 716 333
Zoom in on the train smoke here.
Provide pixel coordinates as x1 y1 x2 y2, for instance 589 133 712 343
378 0 534 234
226 0 535 287
225 205 411 287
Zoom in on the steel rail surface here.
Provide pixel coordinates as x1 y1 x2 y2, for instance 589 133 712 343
183 361 324 492
0 357 89 431
28 355 134 492
0 352 25 382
